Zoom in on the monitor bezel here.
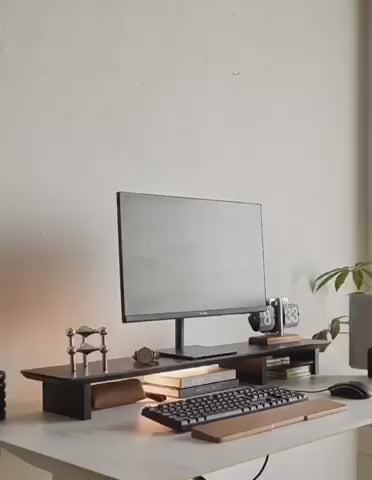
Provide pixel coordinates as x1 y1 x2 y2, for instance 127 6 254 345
116 192 267 323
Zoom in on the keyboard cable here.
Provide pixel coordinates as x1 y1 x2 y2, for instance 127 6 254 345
252 455 269 480
192 456 269 480
290 386 356 394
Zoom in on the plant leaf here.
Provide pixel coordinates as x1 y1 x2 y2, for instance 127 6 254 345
314 271 341 292
356 262 372 268
312 329 330 352
335 270 349 291
314 268 343 283
352 269 364 290
330 315 348 323
312 329 329 341
361 269 372 280
330 318 341 339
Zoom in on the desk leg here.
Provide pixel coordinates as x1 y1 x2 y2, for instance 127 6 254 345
43 382 92 420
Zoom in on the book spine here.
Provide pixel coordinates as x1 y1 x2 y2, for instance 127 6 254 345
267 370 311 380
266 357 290 367
181 370 236 388
143 384 181 398
285 371 311 379
179 379 239 398
267 365 310 375
144 376 178 388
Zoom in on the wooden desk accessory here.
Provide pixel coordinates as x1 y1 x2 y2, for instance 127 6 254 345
21 339 327 420
192 399 347 443
92 378 165 410
249 297 302 346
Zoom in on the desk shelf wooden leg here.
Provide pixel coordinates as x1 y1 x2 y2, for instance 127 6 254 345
42 382 92 420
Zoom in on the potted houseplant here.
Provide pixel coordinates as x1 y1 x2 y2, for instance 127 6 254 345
312 262 372 356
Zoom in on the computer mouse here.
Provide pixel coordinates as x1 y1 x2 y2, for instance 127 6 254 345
328 381 372 399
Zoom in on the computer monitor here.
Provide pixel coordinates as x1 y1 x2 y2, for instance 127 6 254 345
116 192 267 359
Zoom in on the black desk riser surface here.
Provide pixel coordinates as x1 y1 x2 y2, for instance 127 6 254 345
21 339 327 420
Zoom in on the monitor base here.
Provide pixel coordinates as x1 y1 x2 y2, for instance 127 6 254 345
158 345 237 360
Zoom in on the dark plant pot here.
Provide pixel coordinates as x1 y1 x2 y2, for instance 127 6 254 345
349 293 372 369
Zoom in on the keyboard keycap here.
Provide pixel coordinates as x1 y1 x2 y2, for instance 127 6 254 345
141 385 308 432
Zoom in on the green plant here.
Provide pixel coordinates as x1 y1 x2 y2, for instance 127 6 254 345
312 262 372 347
313 262 372 293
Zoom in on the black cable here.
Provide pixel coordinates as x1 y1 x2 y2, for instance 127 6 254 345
192 456 269 480
293 384 365 396
291 387 329 394
252 455 269 480
195 384 345 480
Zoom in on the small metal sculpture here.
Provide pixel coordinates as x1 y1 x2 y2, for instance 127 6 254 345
66 326 109 373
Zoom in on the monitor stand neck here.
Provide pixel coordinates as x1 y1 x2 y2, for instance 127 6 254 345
157 317 237 360
175 318 184 351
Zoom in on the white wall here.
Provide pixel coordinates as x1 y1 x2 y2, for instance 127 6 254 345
0 0 365 401
367 0 372 261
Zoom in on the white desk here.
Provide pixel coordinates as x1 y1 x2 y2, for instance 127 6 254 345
1 375 372 480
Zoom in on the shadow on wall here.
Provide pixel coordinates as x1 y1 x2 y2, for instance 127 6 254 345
0 237 102 375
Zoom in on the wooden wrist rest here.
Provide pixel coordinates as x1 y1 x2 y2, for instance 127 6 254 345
192 399 347 443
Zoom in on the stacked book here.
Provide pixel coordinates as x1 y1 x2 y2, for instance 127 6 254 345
266 356 290 369
143 365 238 399
0 371 5 421
267 360 312 380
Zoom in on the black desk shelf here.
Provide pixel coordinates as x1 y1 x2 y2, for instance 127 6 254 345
21 339 327 420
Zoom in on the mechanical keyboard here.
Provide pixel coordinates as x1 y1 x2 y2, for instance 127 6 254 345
141 385 308 432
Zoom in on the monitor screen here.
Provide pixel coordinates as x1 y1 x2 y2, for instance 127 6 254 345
117 192 266 322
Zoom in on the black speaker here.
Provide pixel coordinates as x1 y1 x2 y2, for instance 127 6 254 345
0 370 6 421
248 306 276 333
